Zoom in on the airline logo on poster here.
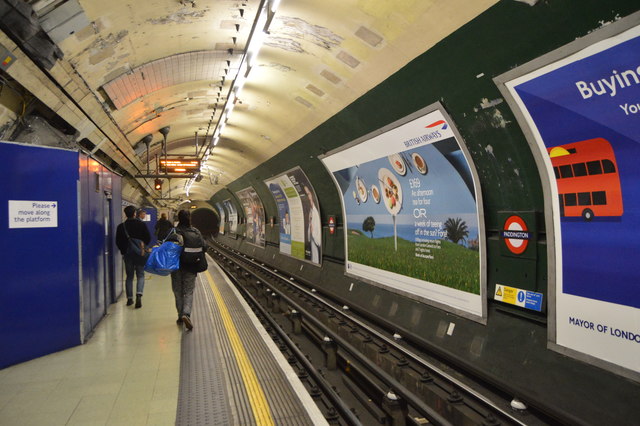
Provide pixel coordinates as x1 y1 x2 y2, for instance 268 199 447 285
426 120 448 130
402 120 447 148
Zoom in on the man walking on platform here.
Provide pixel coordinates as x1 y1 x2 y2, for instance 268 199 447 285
167 210 207 330
116 206 151 308
155 212 173 241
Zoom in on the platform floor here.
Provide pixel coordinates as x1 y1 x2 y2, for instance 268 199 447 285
0 257 325 425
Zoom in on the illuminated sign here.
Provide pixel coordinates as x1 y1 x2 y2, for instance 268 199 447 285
328 216 336 235
159 158 200 174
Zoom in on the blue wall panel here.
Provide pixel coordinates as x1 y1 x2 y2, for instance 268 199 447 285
0 142 80 368
79 156 117 339
105 171 122 304
141 207 158 245
78 155 92 339
111 176 123 301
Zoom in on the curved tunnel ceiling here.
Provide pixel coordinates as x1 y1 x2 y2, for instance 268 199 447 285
29 0 498 204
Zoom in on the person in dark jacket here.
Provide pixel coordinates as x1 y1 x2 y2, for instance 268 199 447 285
116 205 151 308
155 213 173 241
167 209 207 330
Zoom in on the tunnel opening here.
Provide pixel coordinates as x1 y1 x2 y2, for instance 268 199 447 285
191 207 219 238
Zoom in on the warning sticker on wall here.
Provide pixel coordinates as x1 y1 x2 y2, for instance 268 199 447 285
494 284 543 312
8 200 59 228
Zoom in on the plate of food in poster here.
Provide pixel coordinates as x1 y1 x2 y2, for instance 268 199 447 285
388 153 406 176
412 152 428 175
377 168 402 215
371 184 381 203
356 177 368 202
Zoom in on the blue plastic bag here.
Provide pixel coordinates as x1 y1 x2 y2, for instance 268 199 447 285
144 241 182 276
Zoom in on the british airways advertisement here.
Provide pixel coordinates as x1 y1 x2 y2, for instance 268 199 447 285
322 107 486 319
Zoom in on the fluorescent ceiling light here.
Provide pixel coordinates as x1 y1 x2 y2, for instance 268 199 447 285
234 75 246 97
247 31 267 68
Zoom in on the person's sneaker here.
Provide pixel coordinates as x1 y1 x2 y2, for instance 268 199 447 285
176 317 183 325
135 295 142 309
126 298 134 306
181 315 193 331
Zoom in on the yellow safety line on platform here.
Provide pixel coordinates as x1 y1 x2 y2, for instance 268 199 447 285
204 270 275 426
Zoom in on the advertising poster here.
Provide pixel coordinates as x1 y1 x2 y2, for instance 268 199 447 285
505 24 640 373
223 199 238 235
215 202 225 234
322 107 485 318
235 187 266 247
265 167 322 265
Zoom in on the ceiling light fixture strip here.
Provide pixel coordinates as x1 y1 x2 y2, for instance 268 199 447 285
187 0 280 196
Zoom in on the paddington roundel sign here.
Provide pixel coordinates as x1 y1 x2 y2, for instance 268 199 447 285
328 216 336 235
501 215 531 255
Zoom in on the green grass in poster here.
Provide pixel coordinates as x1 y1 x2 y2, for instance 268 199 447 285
347 230 480 294
291 240 305 259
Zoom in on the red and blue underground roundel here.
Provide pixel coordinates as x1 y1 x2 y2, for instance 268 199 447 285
501 215 530 255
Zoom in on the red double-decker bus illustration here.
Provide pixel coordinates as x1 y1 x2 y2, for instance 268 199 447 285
547 138 623 221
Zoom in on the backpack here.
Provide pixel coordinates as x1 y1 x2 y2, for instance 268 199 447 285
179 227 208 272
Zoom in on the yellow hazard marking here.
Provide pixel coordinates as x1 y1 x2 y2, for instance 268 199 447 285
204 270 275 426
495 286 503 297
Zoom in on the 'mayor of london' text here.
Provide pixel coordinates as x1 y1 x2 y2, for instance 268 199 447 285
575 66 640 99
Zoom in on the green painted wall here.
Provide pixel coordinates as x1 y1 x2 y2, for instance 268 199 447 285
211 1 639 309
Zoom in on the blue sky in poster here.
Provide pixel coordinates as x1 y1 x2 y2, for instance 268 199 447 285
268 183 292 244
514 34 640 308
337 140 479 244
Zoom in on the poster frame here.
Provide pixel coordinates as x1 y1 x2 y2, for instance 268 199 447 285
264 166 323 267
319 102 487 323
215 201 226 235
235 185 266 248
222 196 239 239
494 11 640 381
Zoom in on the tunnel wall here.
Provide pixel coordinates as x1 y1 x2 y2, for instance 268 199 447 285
213 0 639 317
210 1 640 422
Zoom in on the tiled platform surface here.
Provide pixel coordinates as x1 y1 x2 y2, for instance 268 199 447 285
0 274 181 426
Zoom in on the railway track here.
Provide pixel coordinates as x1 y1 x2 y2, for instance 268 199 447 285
210 242 556 426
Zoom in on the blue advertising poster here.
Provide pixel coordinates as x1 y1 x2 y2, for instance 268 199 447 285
322 108 485 318
506 24 640 373
235 187 266 247
265 167 322 264
223 199 238 235
268 182 292 248
215 202 225 234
